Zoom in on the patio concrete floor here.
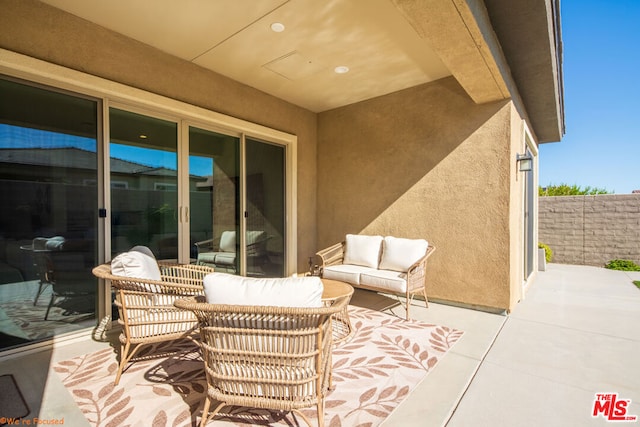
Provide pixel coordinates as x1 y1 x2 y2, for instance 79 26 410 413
1 263 639 426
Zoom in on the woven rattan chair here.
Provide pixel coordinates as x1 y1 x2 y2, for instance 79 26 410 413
175 294 350 427
92 262 215 385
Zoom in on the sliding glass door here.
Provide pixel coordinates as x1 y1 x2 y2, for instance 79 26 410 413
245 138 285 277
106 113 287 277
109 108 178 260
0 71 293 353
189 126 240 271
0 77 98 351
189 129 286 277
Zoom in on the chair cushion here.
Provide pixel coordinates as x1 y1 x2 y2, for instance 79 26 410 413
379 236 429 272
343 234 383 269
204 272 323 308
197 251 217 264
218 230 267 254
219 231 236 253
111 246 161 281
360 269 408 293
213 252 236 266
322 264 374 285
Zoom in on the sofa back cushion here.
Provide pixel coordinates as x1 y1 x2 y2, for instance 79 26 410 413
219 231 237 253
379 236 429 272
204 272 323 308
218 230 267 254
343 234 383 268
111 246 161 281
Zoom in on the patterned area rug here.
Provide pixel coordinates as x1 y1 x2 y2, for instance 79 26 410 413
54 306 463 427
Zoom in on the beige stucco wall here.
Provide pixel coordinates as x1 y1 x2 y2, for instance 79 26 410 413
0 0 318 273
317 77 516 311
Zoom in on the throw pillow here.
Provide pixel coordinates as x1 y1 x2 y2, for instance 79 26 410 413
219 231 236 253
111 246 162 281
379 236 429 272
343 234 383 268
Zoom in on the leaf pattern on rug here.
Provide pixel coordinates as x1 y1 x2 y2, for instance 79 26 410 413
4 296 94 340
53 305 463 427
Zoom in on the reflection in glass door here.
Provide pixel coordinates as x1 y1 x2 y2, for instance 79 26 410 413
109 108 178 259
189 127 240 272
189 129 285 277
246 138 285 277
0 77 98 351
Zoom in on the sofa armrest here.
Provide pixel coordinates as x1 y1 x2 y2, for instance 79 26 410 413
194 237 221 253
406 245 436 292
316 242 345 267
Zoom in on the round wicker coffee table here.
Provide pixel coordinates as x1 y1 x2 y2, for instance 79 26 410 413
321 278 354 344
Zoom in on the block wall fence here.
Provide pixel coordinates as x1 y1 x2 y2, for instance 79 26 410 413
538 194 640 266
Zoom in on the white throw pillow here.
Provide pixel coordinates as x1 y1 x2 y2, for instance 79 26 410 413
204 272 323 308
378 236 429 272
343 234 383 268
111 246 162 281
219 231 236 253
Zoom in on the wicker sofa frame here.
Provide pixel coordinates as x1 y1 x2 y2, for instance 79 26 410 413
92 262 215 385
316 242 435 320
175 294 350 427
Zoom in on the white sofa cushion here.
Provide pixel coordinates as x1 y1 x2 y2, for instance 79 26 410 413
343 234 383 268
204 272 323 308
322 264 376 285
213 252 236 266
219 231 236 253
111 246 161 281
379 236 429 272
360 269 408 293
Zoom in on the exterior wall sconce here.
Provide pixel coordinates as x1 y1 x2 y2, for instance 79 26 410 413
516 153 533 172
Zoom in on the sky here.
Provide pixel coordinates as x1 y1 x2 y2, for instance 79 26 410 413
538 0 640 194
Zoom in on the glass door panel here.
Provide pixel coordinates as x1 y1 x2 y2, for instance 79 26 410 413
109 108 178 259
0 78 98 351
245 138 285 277
189 127 240 272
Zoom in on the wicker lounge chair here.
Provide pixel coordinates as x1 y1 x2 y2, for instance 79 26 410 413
175 294 350 427
92 262 215 385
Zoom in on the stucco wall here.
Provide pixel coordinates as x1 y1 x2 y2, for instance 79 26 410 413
317 77 515 311
0 0 318 272
539 194 640 266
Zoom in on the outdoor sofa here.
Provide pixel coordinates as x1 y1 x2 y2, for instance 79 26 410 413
317 234 435 319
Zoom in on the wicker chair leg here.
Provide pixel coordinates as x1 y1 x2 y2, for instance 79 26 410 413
316 399 325 427
292 409 315 427
199 396 211 427
115 341 142 385
405 290 412 320
200 400 226 427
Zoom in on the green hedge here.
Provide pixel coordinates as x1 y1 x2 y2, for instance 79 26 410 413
605 259 640 271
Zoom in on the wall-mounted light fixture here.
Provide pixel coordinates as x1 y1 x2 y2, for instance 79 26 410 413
516 152 533 172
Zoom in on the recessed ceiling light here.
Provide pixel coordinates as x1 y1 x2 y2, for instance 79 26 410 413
271 22 285 32
139 134 148 139
334 66 350 74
